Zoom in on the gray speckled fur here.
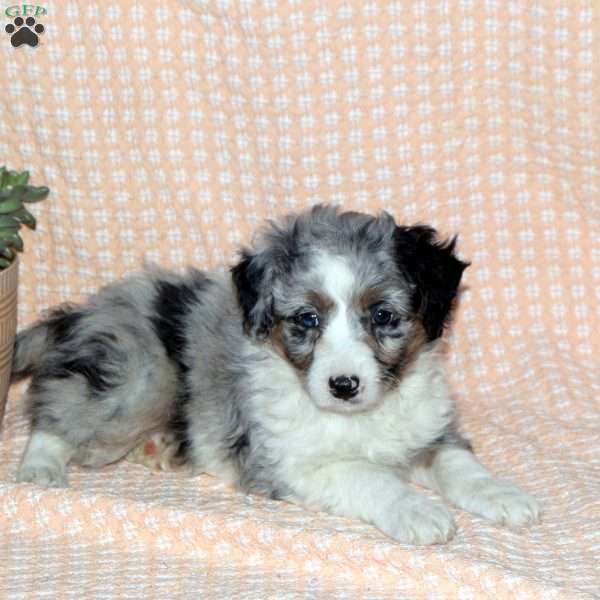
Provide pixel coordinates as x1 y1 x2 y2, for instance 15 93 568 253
13 271 180 467
11 206 542 544
12 205 466 498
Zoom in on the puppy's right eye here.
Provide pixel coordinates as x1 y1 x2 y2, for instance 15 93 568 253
296 312 320 328
371 306 394 326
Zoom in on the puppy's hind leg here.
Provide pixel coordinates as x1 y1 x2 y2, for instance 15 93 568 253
17 430 75 488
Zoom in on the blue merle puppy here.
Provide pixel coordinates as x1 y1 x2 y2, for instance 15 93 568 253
11 205 540 544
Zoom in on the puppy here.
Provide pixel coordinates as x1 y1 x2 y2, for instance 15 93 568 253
11 205 540 544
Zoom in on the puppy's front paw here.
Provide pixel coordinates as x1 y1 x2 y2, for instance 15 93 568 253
462 478 541 528
377 495 456 545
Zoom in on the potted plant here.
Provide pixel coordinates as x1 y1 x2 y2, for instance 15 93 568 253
0 166 49 424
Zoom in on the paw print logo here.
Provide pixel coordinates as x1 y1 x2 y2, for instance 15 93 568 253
5 16 45 47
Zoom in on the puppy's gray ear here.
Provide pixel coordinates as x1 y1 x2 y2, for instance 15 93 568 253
394 225 470 340
231 250 274 340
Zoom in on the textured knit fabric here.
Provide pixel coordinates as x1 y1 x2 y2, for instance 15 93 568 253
0 1 598 598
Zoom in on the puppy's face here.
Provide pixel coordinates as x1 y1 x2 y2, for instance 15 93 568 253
270 252 417 412
232 206 468 414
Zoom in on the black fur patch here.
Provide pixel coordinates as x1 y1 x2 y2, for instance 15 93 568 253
393 226 469 340
57 349 117 392
151 271 210 457
151 277 204 370
229 431 249 457
231 253 259 328
224 401 251 465
12 306 86 382
47 305 84 344
231 230 302 340
34 332 125 395
231 252 274 339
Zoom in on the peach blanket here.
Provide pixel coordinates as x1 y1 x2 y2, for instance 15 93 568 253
1 0 598 598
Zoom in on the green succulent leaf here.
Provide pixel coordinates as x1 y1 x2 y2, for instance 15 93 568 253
0 168 48 264
0 222 19 232
8 184 25 196
0 167 10 188
11 207 36 229
0 197 25 214
0 246 15 260
0 231 24 251
0 215 21 228
13 171 29 186
0 226 21 240
5 171 20 187
0 239 17 262
22 185 50 203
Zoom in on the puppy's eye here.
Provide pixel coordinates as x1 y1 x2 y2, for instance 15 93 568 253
372 307 394 326
296 312 320 328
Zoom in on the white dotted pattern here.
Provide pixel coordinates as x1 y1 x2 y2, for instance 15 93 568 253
0 0 599 597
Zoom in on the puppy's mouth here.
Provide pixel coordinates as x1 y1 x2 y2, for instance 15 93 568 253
317 386 382 414
320 400 379 415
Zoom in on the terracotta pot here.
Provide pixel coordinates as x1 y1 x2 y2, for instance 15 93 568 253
0 257 18 426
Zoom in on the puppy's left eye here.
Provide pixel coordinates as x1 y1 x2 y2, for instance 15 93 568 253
372 307 394 326
296 312 320 328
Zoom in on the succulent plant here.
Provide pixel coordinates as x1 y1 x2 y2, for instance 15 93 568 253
0 166 50 270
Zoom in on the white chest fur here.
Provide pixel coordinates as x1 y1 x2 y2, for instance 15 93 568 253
249 346 455 475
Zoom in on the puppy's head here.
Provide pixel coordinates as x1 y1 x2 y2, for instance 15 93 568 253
232 205 468 414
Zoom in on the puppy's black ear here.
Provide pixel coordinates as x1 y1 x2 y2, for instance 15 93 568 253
394 225 470 340
231 250 274 340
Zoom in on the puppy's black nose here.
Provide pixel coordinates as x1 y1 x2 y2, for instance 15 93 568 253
329 375 360 400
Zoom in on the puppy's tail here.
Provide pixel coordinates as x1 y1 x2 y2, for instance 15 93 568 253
11 304 81 382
